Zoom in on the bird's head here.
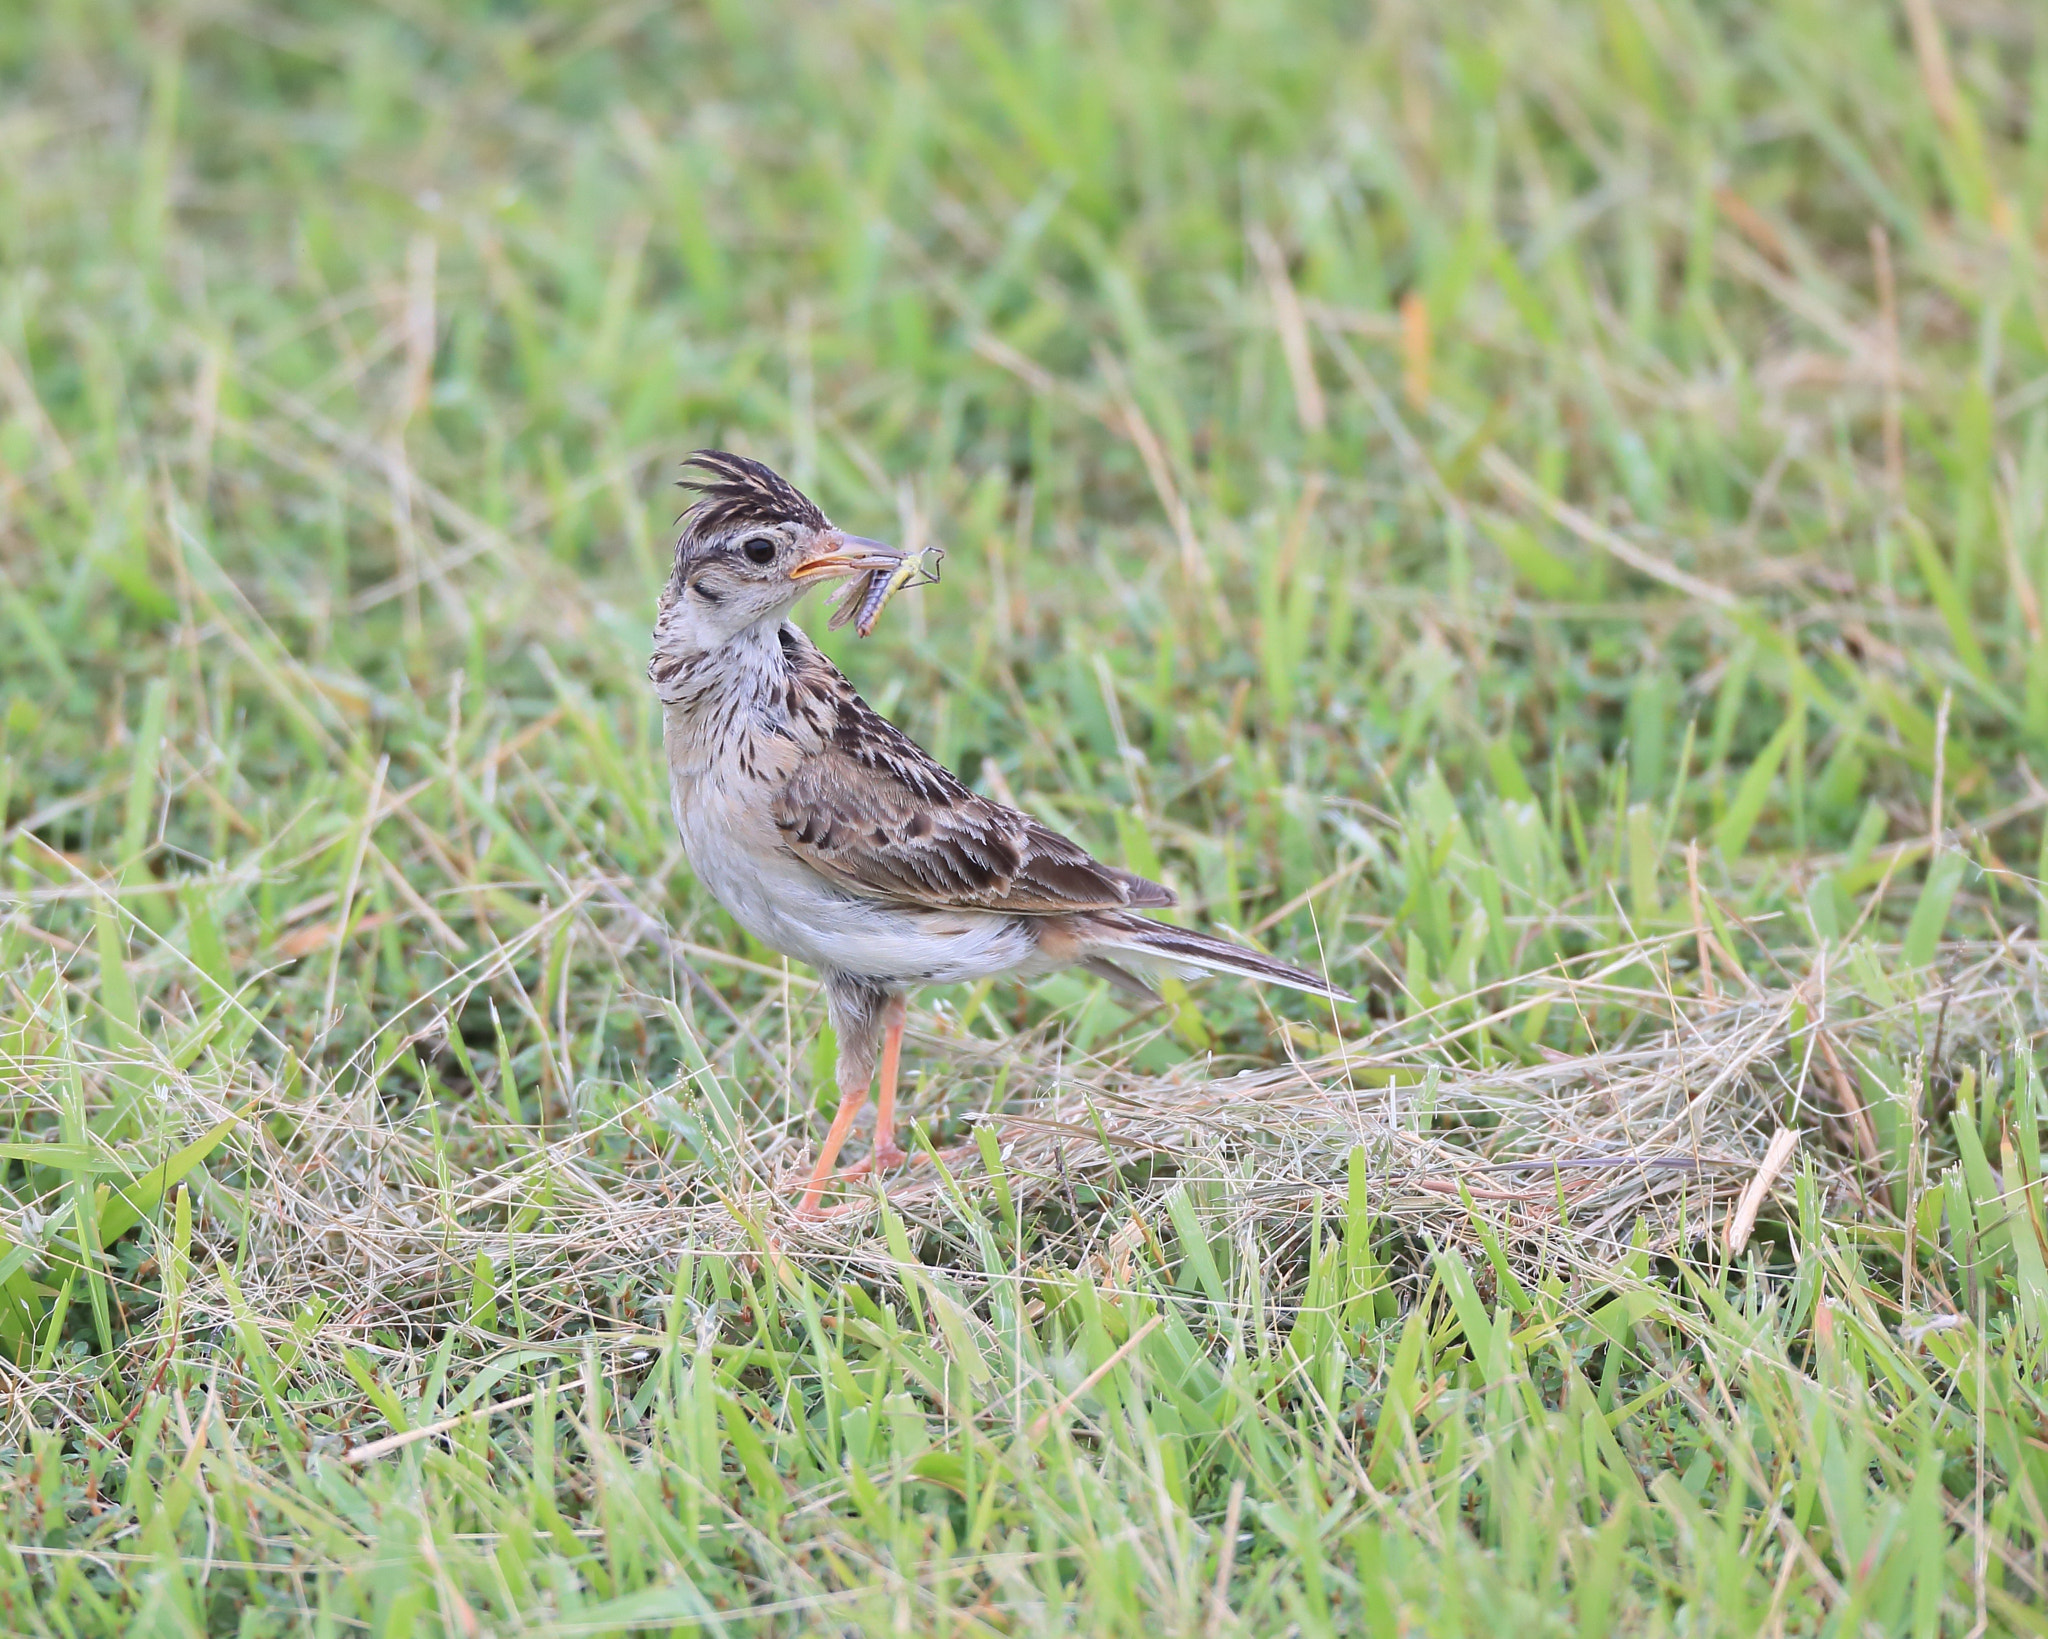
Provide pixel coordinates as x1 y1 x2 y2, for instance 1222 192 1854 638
650 451 905 675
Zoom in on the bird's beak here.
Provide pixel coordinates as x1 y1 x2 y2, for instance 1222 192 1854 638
788 532 905 582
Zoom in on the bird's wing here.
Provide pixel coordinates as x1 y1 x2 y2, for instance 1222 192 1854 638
772 652 1173 916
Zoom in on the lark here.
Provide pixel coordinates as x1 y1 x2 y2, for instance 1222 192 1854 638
649 451 1350 1214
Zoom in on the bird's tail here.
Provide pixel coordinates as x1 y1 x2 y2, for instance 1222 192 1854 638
1087 912 1353 1003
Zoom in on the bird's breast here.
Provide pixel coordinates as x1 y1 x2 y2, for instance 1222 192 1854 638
664 753 1035 986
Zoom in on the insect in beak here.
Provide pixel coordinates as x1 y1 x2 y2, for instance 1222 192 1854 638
827 542 945 638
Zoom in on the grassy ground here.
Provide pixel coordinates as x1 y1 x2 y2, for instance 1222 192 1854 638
3 0 2048 1631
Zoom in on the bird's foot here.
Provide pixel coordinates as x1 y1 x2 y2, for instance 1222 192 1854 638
829 1141 911 1182
792 1195 869 1222
790 1149 901 1218
791 1138 983 1216
864 1139 982 1176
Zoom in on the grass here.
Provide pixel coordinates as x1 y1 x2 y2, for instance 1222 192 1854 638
3 0 2048 1630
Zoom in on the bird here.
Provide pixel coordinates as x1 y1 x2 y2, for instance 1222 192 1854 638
648 450 1352 1214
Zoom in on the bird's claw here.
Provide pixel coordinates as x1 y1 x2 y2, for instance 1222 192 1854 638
792 1196 868 1222
791 1138 989 1217
790 1144 902 1218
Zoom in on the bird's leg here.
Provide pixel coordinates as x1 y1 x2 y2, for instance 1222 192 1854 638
798 980 896 1215
869 993 908 1172
830 993 911 1182
797 1075 869 1216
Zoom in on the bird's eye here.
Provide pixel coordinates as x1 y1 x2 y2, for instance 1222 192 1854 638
741 536 777 567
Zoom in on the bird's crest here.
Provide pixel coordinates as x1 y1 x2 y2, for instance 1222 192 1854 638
678 450 828 542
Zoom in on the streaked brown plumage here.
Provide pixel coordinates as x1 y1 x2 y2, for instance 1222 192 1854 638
772 673 1172 914
649 451 1350 1213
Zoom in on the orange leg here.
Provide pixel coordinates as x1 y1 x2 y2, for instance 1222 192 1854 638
870 994 908 1171
796 993 909 1215
825 995 912 1184
797 1078 869 1216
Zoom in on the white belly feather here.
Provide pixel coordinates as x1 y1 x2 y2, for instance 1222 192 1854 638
668 767 1036 988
